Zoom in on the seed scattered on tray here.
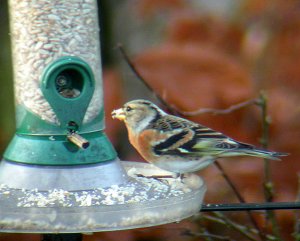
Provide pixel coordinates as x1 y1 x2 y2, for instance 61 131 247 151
0 172 195 208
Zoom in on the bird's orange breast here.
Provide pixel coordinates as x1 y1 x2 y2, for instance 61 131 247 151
130 129 170 162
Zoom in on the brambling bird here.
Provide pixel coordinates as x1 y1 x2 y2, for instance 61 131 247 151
112 99 287 176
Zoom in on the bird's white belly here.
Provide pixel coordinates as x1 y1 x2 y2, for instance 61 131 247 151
153 157 215 174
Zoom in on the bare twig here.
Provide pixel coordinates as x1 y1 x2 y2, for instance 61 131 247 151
182 228 233 241
199 227 217 241
257 91 282 240
214 162 266 241
203 213 258 241
293 174 300 240
214 162 247 205
117 43 181 116
258 91 274 202
174 98 260 116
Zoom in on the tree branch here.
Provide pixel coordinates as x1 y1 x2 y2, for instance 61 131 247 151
293 174 300 240
117 43 181 116
173 98 260 116
214 161 266 241
257 91 282 240
202 213 258 241
182 228 232 240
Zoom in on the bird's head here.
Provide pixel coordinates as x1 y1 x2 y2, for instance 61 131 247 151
112 99 165 131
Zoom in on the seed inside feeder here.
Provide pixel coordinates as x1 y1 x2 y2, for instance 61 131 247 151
10 0 103 124
56 71 82 98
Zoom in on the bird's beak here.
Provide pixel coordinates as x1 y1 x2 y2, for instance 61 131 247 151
111 108 126 121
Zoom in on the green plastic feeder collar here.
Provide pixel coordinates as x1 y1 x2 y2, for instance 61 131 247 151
4 57 117 166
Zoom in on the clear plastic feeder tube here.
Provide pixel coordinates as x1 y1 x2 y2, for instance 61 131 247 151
9 0 103 128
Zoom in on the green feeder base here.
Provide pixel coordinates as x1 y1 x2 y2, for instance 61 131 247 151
3 131 117 166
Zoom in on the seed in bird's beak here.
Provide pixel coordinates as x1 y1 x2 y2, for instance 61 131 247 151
111 108 126 120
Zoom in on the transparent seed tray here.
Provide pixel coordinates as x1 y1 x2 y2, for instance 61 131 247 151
0 161 206 233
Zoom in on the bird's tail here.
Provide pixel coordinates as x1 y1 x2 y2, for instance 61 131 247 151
220 142 288 160
239 148 288 160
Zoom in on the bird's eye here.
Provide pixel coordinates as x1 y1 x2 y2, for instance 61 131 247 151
126 106 132 112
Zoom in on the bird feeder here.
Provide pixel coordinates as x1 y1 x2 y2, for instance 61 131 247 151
0 0 206 233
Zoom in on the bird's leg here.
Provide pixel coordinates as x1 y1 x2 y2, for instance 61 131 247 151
135 173 174 179
175 173 185 183
135 174 174 179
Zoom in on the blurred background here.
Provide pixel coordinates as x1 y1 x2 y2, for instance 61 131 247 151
1 0 300 240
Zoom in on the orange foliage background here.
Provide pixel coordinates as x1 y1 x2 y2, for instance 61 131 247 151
101 0 300 240
1 0 300 240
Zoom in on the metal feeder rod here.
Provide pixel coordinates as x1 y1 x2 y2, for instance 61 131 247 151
42 234 82 241
201 202 300 212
